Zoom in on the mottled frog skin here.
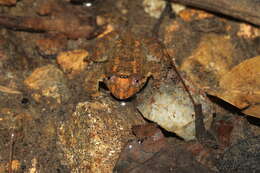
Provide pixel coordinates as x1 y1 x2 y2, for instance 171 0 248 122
85 30 168 99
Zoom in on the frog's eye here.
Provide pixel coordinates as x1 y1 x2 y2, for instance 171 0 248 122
105 75 115 81
134 79 139 83
137 139 144 144
132 78 141 85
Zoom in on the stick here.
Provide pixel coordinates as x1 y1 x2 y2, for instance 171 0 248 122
152 3 217 147
171 0 260 26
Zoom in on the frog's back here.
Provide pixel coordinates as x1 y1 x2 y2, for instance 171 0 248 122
105 31 146 77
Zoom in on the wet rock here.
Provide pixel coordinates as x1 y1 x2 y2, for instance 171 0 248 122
35 0 61 16
137 78 214 141
56 49 89 77
213 117 234 149
217 135 260 173
185 142 218 171
143 0 166 19
114 124 216 173
36 35 67 58
0 93 72 173
11 160 21 172
143 0 185 19
213 115 254 148
57 98 145 173
180 34 235 90
0 163 5 173
237 23 260 39
0 0 98 39
24 64 71 103
179 8 214 22
0 0 16 6
114 124 167 172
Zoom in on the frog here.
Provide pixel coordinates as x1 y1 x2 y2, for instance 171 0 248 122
85 29 169 100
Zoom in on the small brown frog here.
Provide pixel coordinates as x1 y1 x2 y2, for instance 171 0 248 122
85 30 168 99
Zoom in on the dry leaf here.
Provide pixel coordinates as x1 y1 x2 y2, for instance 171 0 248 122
212 56 260 118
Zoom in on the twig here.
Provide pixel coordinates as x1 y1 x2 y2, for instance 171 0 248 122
157 40 197 107
152 2 217 147
152 1 196 107
0 85 22 94
171 0 260 26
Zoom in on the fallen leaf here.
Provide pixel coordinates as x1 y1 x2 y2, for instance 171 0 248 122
212 56 260 118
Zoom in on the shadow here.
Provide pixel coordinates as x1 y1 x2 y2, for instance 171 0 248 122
207 94 244 115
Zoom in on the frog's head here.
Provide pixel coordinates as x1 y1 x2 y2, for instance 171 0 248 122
104 74 147 100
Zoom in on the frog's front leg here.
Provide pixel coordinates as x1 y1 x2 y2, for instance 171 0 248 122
145 61 168 88
84 64 106 98
143 38 170 87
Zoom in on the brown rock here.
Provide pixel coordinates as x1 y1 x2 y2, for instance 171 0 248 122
0 0 16 6
56 49 88 77
0 0 98 39
114 130 215 173
237 23 260 39
11 160 21 172
0 163 6 173
57 98 145 173
180 34 235 90
36 36 67 57
179 9 214 22
24 64 71 103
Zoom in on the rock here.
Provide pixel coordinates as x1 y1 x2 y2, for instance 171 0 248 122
137 79 214 141
57 98 145 173
143 0 185 19
24 64 71 103
56 49 89 77
11 160 21 172
0 0 16 6
217 135 260 173
36 36 67 58
143 0 166 19
179 8 214 22
237 23 260 39
114 129 215 173
180 34 235 90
